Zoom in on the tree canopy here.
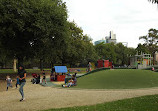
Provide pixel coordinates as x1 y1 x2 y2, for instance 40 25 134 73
95 42 135 66
139 28 158 64
148 0 158 4
0 0 68 65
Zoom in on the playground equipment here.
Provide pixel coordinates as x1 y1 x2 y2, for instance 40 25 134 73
130 52 153 69
50 66 68 81
97 60 112 68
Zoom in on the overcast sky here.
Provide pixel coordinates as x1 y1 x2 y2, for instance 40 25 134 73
63 0 158 48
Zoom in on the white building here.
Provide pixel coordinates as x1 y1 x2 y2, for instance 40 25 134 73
94 31 117 45
105 31 117 44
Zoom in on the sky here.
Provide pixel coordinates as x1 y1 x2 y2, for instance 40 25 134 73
63 0 158 48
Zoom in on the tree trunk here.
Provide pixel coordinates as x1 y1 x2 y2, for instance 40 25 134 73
40 59 43 71
17 56 24 72
13 59 17 72
51 61 54 68
153 53 155 65
17 57 23 66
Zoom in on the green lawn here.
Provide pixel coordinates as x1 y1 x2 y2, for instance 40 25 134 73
44 94 158 111
75 69 158 89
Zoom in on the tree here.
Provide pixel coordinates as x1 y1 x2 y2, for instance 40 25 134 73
0 0 68 67
148 0 158 4
139 28 158 64
82 35 99 63
95 42 136 66
115 43 127 65
63 21 98 67
115 43 136 66
136 43 150 54
95 42 116 64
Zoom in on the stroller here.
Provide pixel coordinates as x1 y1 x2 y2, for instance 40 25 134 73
31 73 40 84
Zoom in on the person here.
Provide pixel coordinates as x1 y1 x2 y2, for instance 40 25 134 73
36 74 40 84
71 73 77 86
15 76 20 88
6 75 12 91
152 67 155 71
50 67 55 81
62 73 77 87
87 62 92 72
65 73 71 84
17 65 27 102
42 70 47 84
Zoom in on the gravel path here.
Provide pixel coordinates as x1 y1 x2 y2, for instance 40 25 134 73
1 79 158 111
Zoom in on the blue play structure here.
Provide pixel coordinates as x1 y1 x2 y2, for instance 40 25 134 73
50 66 68 81
54 66 68 73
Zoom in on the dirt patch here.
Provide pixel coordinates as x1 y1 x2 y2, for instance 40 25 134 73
52 81 65 85
1 77 158 111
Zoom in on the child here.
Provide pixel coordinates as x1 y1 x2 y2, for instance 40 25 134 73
6 76 12 91
62 74 77 87
62 79 74 87
42 70 47 84
16 76 20 88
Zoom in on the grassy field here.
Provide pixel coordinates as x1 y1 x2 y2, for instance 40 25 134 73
44 94 158 111
75 69 158 89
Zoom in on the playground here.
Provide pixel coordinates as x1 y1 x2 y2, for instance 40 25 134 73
1 68 158 111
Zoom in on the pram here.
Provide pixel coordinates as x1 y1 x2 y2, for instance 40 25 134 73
31 73 38 84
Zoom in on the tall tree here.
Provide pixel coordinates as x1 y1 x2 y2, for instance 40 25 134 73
136 43 150 54
139 28 158 64
95 42 136 66
95 42 116 64
148 0 158 4
0 0 68 66
63 21 98 66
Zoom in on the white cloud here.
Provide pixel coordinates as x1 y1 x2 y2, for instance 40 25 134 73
63 0 158 48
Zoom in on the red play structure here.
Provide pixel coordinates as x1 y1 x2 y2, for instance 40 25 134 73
97 60 112 68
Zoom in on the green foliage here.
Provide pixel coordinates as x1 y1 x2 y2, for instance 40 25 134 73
63 22 98 66
139 28 158 64
0 0 68 65
95 42 135 65
44 94 158 111
136 43 150 54
75 69 158 89
0 0 98 67
95 42 116 63
148 0 158 4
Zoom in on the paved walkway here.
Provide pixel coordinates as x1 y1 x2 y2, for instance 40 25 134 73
1 80 158 111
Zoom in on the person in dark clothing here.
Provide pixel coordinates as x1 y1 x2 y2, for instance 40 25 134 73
50 67 55 81
17 65 26 102
42 70 47 84
36 74 40 84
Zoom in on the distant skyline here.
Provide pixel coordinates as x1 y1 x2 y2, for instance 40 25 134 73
63 0 158 48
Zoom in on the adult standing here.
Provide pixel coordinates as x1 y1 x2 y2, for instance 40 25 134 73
87 62 92 72
18 65 26 102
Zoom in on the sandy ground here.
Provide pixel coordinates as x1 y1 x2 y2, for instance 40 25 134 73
1 78 158 111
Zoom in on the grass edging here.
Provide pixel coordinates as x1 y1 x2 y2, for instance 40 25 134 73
43 94 158 111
